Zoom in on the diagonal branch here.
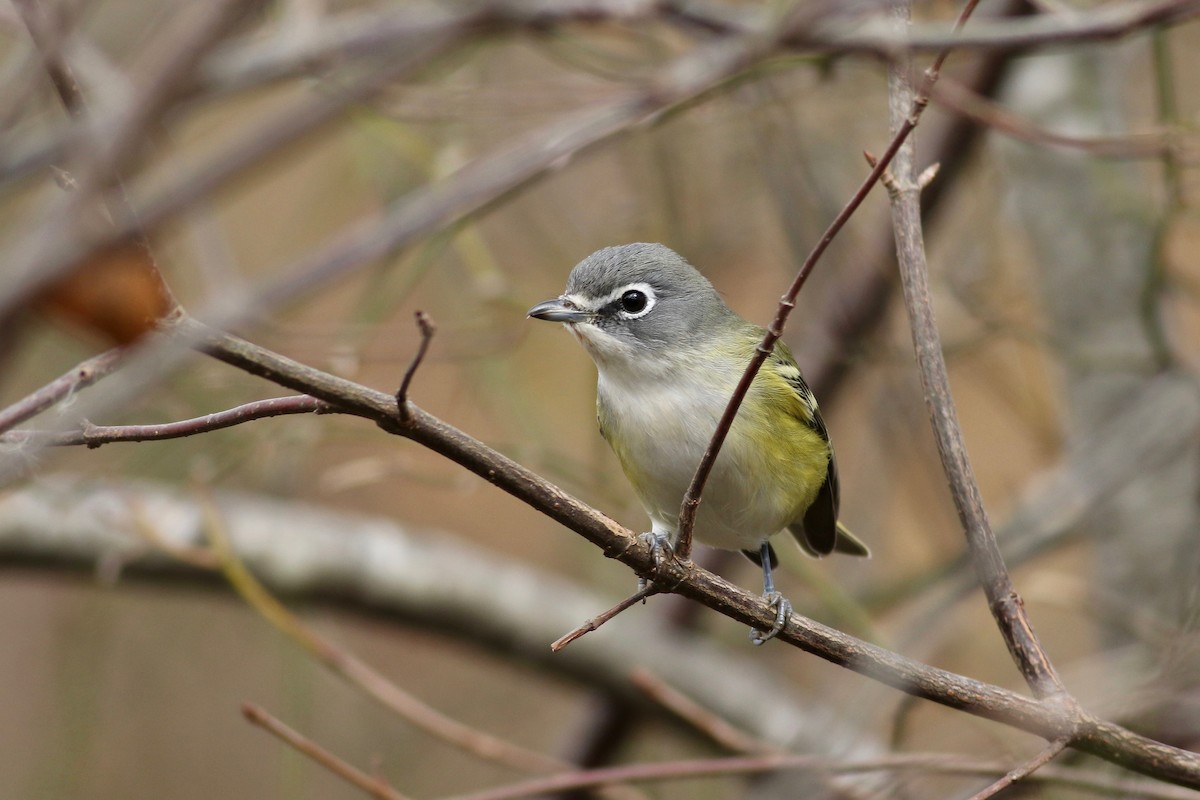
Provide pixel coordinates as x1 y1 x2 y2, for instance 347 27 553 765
673 0 985 557
243 704 413 800
884 0 1065 701
167 312 1200 789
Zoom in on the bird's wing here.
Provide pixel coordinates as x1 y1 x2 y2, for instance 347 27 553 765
767 349 840 556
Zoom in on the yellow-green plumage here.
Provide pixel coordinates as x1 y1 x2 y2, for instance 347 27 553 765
596 327 842 560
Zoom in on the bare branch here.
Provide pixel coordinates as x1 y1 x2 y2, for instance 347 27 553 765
629 668 780 756
928 75 1188 158
242 703 414 800
168 313 1200 789
442 751 1200 800
551 585 661 652
884 0 1065 701
0 347 124 434
202 493 567 775
0 476 834 747
1 395 329 448
963 738 1070 800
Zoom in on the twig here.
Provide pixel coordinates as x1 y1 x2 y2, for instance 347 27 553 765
962 737 1070 800
396 310 436 414
0 347 124 434
242 703 413 800
928 75 1184 159
629 668 779 755
884 0 1066 701
176 313 1200 789
551 585 660 652
1 395 330 448
672 0 986 558
441 750 1200 800
200 489 567 775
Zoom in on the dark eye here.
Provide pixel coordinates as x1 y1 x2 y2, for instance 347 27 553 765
620 290 648 314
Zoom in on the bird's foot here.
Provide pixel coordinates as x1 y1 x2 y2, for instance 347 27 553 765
636 531 673 593
749 591 792 646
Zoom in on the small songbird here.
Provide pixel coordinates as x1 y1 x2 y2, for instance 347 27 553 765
528 243 868 643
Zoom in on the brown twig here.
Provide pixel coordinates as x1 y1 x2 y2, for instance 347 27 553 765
396 310 436 414
551 585 660 652
200 491 567 775
963 737 1070 800
242 703 413 800
176 313 1200 789
883 0 1065 702
673 0 986 558
1 395 330 448
441 750 1200 800
629 668 779 755
0 347 124 434
929 75 1185 159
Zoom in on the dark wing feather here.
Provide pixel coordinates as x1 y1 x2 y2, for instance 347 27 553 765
741 543 778 569
773 354 840 557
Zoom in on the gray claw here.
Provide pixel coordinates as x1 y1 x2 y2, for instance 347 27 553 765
750 591 792 646
636 532 673 593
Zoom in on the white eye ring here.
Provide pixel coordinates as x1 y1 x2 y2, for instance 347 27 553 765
612 282 656 319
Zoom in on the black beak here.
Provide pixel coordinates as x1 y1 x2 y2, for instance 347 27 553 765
527 297 592 323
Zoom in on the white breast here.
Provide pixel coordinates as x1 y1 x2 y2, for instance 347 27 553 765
596 359 796 552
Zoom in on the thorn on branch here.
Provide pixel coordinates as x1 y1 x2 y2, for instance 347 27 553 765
396 310 436 417
918 162 941 189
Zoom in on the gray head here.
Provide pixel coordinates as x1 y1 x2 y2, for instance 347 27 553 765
528 243 734 365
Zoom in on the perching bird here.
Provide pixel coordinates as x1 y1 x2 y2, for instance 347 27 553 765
528 243 868 643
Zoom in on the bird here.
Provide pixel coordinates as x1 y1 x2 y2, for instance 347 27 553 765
528 243 868 643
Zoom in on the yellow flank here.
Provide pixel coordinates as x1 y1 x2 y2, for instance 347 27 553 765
739 355 829 522
596 329 830 551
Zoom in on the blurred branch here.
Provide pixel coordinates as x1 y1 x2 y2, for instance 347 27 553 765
443 751 1200 800
928 75 1190 158
868 374 1200 617
0 0 256 319
629 667 782 756
7 0 1195 340
0 475 830 748
0 347 124 434
201 491 569 775
963 738 1069 800
242 703 413 800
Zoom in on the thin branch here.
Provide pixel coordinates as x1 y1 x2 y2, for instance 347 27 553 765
551 585 660 652
629 668 780 756
884 0 1065 701
242 703 414 800
673 0 985 558
174 313 1200 789
963 737 1070 800
0 395 330 448
0 347 124 434
928 75 1186 159
396 310 436 414
200 491 568 775
441 751 1200 800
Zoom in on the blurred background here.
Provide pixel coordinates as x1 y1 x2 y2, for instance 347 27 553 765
1 0 1198 798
